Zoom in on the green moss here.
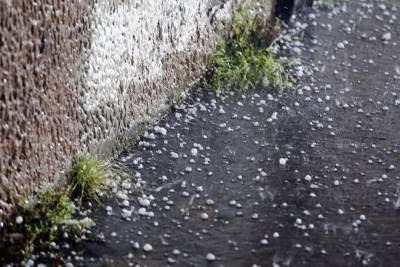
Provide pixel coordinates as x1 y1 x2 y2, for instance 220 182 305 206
0 189 91 262
0 154 109 264
68 154 110 204
208 6 289 91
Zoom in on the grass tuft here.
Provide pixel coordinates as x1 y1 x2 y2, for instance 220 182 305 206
0 153 110 264
208 6 289 91
68 155 109 204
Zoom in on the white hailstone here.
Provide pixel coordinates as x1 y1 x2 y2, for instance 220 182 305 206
131 241 140 249
121 200 130 207
143 243 153 252
121 208 133 218
311 142 317 148
295 218 302 224
170 152 179 159
304 175 312 182
243 116 251 121
338 209 344 215
293 47 302 55
167 258 176 264
138 197 151 207
15 216 23 224
206 253 216 261
143 131 156 140
333 180 340 186
121 181 131 190
337 42 345 49
261 239 269 245
389 165 395 170
382 32 392 41
262 76 270 87
251 213 259 219
206 199 215 206
279 158 288 166
106 206 113 212
229 200 237 206
190 148 198 156
172 249 181 255
154 126 167 135
200 213 209 220
138 207 148 215
273 232 280 238
360 214 367 221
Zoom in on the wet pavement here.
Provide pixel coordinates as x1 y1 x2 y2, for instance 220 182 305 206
54 0 400 266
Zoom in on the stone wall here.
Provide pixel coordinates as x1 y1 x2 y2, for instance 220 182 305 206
0 0 275 217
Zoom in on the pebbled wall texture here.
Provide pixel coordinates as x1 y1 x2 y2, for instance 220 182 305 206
0 0 275 217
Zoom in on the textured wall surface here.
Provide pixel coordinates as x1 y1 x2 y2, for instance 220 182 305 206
0 0 83 216
0 0 275 217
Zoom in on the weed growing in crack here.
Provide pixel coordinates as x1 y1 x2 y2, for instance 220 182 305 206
68 154 110 204
208 6 290 91
0 189 93 263
0 154 111 264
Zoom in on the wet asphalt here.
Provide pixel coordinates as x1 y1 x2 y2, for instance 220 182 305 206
51 0 400 266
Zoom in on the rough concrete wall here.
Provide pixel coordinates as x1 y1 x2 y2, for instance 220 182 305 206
0 0 83 216
0 0 275 217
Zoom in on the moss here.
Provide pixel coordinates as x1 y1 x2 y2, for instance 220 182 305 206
0 189 91 263
207 6 289 91
0 153 110 264
68 154 110 204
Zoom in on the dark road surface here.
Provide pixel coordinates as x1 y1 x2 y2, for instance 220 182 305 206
47 0 400 266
